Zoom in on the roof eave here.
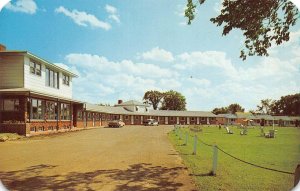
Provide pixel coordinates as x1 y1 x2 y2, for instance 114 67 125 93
26 52 78 78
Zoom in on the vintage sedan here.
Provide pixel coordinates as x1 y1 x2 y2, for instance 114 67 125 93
108 120 125 128
143 119 159 126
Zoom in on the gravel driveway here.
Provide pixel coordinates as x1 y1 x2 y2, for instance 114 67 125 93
0 125 197 191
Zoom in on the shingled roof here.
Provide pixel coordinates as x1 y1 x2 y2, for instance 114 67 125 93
85 103 216 117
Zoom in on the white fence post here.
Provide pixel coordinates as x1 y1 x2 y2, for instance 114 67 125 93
193 135 197 155
212 144 218 175
179 129 182 140
184 132 188 145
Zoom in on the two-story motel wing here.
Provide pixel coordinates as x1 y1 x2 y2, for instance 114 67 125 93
0 45 85 136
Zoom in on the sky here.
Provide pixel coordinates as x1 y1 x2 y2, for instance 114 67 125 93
0 0 300 111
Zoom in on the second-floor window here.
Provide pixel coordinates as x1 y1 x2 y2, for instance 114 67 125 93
62 74 70 86
30 61 41 76
46 68 59 89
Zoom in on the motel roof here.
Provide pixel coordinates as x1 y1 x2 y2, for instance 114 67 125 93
0 51 78 78
235 112 254 119
217 114 237 119
253 114 274 120
85 103 216 117
148 110 216 117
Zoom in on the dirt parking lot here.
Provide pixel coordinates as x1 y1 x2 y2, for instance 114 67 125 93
0 126 197 191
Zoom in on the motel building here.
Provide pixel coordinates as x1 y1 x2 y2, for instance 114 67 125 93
0 45 217 136
1 45 299 136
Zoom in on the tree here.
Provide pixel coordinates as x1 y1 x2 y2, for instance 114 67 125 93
185 0 299 60
227 103 245 114
271 93 300 115
143 90 164 110
161 90 187 111
98 103 111 106
212 107 228 115
256 99 275 114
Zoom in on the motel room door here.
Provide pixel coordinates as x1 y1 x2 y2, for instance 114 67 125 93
93 114 95 127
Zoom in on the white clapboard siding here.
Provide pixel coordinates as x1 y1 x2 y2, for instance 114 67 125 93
24 56 73 99
0 55 24 89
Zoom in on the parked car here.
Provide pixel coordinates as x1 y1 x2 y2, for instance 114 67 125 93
143 119 159 126
108 120 125 128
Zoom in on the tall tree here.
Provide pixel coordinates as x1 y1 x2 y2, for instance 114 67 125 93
185 0 299 60
212 107 228 115
161 90 187 111
256 99 274 114
227 103 245 114
272 93 300 115
143 90 164 110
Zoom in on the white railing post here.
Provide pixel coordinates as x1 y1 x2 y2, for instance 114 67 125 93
179 129 182 140
193 135 197 155
212 144 218 175
184 132 188 145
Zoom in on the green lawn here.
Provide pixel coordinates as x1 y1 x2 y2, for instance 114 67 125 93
168 125 300 191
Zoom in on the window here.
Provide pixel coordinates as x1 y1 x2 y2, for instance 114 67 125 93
170 117 174 121
31 99 44 119
29 61 41 76
135 106 138 111
95 113 100 120
77 111 82 120
125 115 129 120
135 116 139 120
1 99 19 111
60 103 70 120
87 112 91 120
191 117 195 121
63 74 70 86
46 68 59 89
45 101 57 120
180 117 185 120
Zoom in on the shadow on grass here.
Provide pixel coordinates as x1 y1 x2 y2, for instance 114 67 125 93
0 163 192 191
190 172 215 177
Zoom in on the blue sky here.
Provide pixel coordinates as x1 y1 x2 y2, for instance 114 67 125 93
0 0 300 111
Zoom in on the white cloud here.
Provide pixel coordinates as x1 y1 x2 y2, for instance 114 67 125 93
160 79 182 90
213 0 223 14
109 14 120 23
55 6 111 30
54 63 70 70
66 53 176 78
187 77 211 87
178 51 238 77
175 4 185 17
140 47 174 62
105 4 120 23
5 0 37 14
105 4 117 14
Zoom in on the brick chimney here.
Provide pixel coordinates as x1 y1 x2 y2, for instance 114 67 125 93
0 44 6 52
118 100 123 104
